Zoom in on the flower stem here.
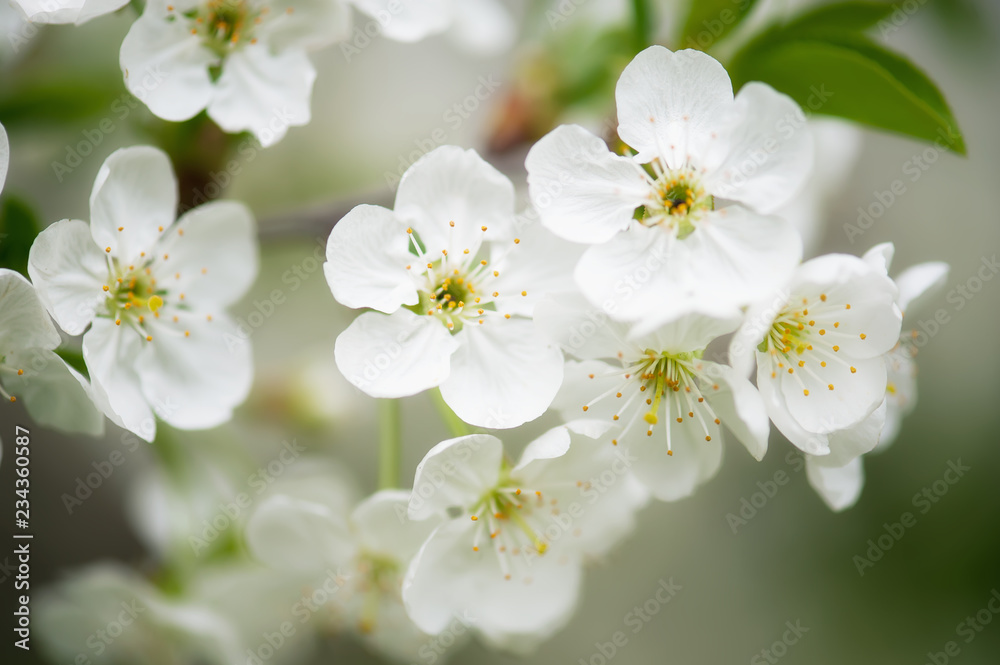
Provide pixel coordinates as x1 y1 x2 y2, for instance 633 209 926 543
630 0 653 51
377 399 402 489
431 388 472 438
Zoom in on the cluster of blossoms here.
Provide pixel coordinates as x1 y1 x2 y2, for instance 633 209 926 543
10 0 515 146
1 27 952 663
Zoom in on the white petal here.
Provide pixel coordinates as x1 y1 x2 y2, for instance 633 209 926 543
0 269 61 352
89 146 178 265
334 310 458 398
896 261 949 319
616 46 735 167
820 400 887 467
448 0 516 55
350 0 451 43
490 222 585 318
624 417 723 502
792 253 901 358
633 310 742 353
777 354 886 434
701 361 769 461
324 204 417 313
245 493 355 571
394 146 515 257
534 292 633 361
702 82 814 213
27 219 107 335
861 242 895 275
3 349 105 436
806 456 864 512
409 434 503 521
155 201 258 309
120 11 216 122
513 424 572 471
354 489 441 562
0 122 7 193
259 0 352 52
525 124 650 244
439 318 563 429
402 519 582 643
137 312 253 430
757 367 829 455
83 318 157 442
208 46 315 148
11 0 127 24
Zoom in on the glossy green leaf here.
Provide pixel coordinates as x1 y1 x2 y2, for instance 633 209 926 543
0 195 40 277
679 0 759 50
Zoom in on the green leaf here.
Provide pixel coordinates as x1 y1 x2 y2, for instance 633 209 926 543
728 2 965 155
780 1 895 35
0 195 41 277
678 0 759 50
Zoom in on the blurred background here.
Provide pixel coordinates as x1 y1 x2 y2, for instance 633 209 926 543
1 0 999 663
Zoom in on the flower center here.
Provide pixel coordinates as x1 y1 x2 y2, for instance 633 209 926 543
172 0 284 56
101 259 173 338
758 293 867 396
642 166 712 239
354 552 400 635
581 350 720 455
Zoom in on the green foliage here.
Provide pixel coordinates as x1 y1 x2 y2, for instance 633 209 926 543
0 195 40 277
678 0 759 50
728 1 966 154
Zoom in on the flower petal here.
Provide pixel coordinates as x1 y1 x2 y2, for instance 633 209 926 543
350 0 451 43
409 434 503 521
259 0 352 52
701 361 769 461
702 82 814 213
155 201 258 309
896 261 949 320
0 122 7 193
622 415 723 502
0 269 61 352
137 312 253 430
806 456 864 512
616 46 735 167
354 489 441 562
324 204 417 313
334 310 458 398
821 399 886 467
526 124 650 244
27 219 107 336
12 0 127 24
402 518 582 647
4 349 105 437
861 241 895 275
395 146 515 257
490 222 584 318
777 354 886 434
535 292 635 361
439 318 563 429
120 10 216 122
83 317 157 442
208 46 315 148
245 493 355 572
90 146 178 265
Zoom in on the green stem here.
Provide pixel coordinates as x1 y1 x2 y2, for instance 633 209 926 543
431 389 472 438
377 399 402 489
630 0 654 50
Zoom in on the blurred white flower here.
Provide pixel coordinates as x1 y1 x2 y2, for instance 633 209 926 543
729 252 902 464
28 146 258 442
349 0 516 55
326 145 565 429
525 46 811 331
36 564 243 665
538 293 769 501
403 424 645 653
0 269 105 436
247 481 448 662
120 0 351 146
11 0 127 25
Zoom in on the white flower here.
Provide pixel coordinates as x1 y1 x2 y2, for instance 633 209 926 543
862 242 949 450
0 270 105 437
28 146 258 442
402 424 646 653
326 145 568 429
729 251 902 462
349 0 516 55
539 293 770 501
11 0 127 25
36 564 244 665
120 0 351 146
525 46 812 331
246 482 449 662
